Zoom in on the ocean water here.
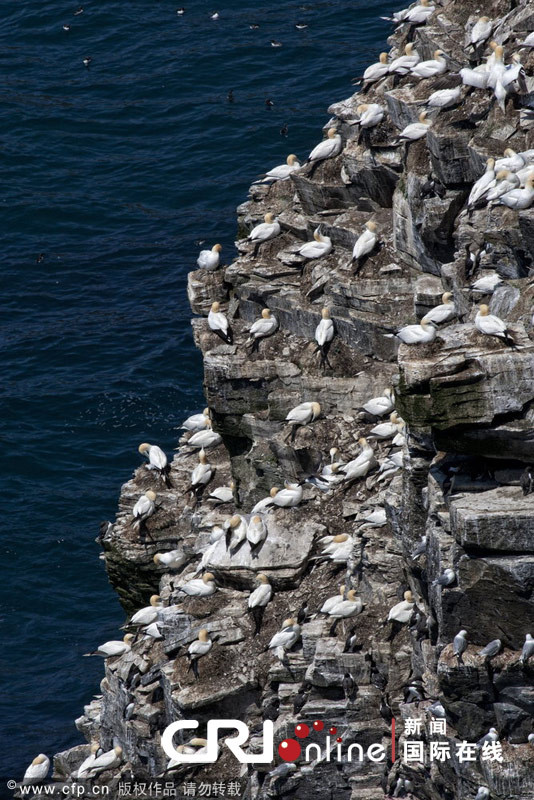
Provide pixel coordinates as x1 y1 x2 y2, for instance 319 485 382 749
1 0 395 780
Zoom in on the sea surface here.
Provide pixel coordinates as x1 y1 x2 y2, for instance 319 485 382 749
1 0 395 779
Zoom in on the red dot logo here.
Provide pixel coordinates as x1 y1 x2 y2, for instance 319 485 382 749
336 737 343 743
278 738 301 762
313 720 324 731
329 727 337 735
294 723 310 739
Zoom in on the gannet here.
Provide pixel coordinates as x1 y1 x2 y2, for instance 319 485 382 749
143 621 163 639
404 0 435 24
377 451 404 481
392 422 406 447
357 507 387 528
181 407 210 432
352 221 378 268
130 595 162 626
197 243 222 271
395 319 437 344
186 420 222 449
85 746 122 778
187 449 213 499
305 128 342 175
432 568 456 587
478 639 502 660
248 574 272 635
469 272 503 293
247 213 281 257
427 86 461 109
497 175 534 209
355 52 389 85
320 585 346 614
138 443 170 486
246 308 278 350
85 634 134 658
422 292 456 325
520 633 534 665
321 533 353 562
178 572 216 597
247 515 268 554
268 617 301 654
315 307 335 365
187 629 212 679
393 112 432 143
387 591 415 623
501 54 526 91
355 103 385 129
370 412 402 440
470 16 493 46
207 480 235 504
487 45 505 88
166 739 209 771
475 304 516 347
208 301 233 344
132 490 156 530
389 43 420 74
77 743 101 779
224 514 248 550
285 400 321 441
341 438 376 481
271 482 303 508
328 589 363 634
411 50 447 79
23 755 50 785
362 387 395 417
256 154 300 183
486 169 520 202
460 64 489 89
467 158 496 208
154 549 188 570
297 227 332 260
495 148 526 172
453 629 468 663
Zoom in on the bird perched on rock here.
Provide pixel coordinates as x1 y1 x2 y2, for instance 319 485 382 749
497 174 534 210
186 449 213 501
247 213 281 257
427 86 462 109
520 633 534 666
262 695 280 722
353 52 389 87
267 617 301 661
304 127 343 176
352 221 379 270
476 727 499 748
76 743 102 780
411 50 447 79
187 629 213 679
246 308 278 351
23 755 50 785
138 442 171 487
181 407 211 432
328 589 363 635
132 490 157 531
341 438 377 482
129 595 162 627
520 466 534 496
469 272 503 294
208 301 233 344
362 387 395 418
248 573 273 635
255 154 300 184
154 549 188 570
386 590 415 639
224 514 248 551
271 482 303 508
293 683 311 714
354 103 385 132
422 293 456 326
453 629 468 664
344 625 358 653
85 746 122 778
247 515 268 556
320 533 354 564
285 400 321 441
197 243 222 271
342 672 357 701
296 227 332 260
393 112 432 144
357 507 387 529
185 420 222 450
486 170 520 204
411 535 427 560
474 788 490 800
428 699 446 718
469 16 493 48
467 158 496 209
394 319 437 344
369 411 403 440
432 568 456 588
475 304 516 348
389 43 420 74
478 638 502 661
314 307 335 368
320 585 346 614
84 634 134 658
178 572 216 597
207 480 235 505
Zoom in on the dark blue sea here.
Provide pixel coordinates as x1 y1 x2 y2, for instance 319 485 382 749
1 0 395 779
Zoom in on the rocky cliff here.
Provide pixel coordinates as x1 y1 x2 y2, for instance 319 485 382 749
50 0 534 798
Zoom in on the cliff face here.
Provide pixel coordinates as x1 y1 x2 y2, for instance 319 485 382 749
52 0 534 797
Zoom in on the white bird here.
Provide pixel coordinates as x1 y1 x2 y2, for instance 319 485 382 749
469 272 503 293
197 243 222 271
389 43 420 74
208 301 233 344
328 589 363 633
357 507 387 528
474 789 490 800
411 50 447 79
268 617 301 654
352 221 378 268
520 32 534 48
467 158 496 208
285 400 321 441
143 621 163 639
248 573 273 635
178 572 216 597
356 52 389 85
132 490 156 530
187 449 213 498
247 213 281 257
86 746 122 778
271 482 303 508
297 227 332 260
394 112 432 143
355 103 385 129
370 412 403 440
432 568 456 587
246 308 278 350
138 442 170 486
476 727 499 748
153 549 188 570
392 423 406 447
129 595 162 626
23 755 50 785
387 591 415 623
497 175 534 209
422 292 456 325
256 154 300 183
84 634 134 658
186 421 222 450
362 387 395 417
187 629 213 678
453 629 468 662
315 307 335 366
486 170 520 203
207 481 235 504
247 515 268 553
305 127 343 174
181 407 210 432
495 148 526 172
395 319 437 344
377 451 404 481
487 45 505 88
501 54 526 90
77 743 101 779
341 438 376 481
470 16 492 46
475 304 516 347
427 86 461 110
321 533 354 563
460 64 489 89
519 633 534 665
320 585 346 614
224 514 248 550
404 0 435 24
